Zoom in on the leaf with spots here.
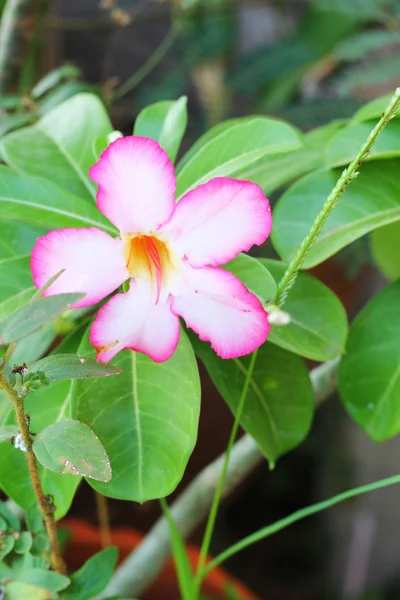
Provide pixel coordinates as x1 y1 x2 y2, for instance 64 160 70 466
32 419 111 482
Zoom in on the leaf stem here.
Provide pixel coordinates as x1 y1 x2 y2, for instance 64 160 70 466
194 349 259 593
199 472 400 579
275 87 400 307
0 369 66 574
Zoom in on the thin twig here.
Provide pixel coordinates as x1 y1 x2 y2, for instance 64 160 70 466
275 87 400 307
97 359 338 599
0 370 66 573
95 491 112 548
0 0 36 93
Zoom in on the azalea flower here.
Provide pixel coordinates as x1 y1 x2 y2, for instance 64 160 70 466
31 137 272 363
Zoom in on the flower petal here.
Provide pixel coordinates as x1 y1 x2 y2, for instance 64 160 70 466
90 280 180 363
89 136 176 234
162 177 271 267
172 265 270 359
31 228 128 309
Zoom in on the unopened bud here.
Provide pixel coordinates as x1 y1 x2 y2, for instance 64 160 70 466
266 305 291 326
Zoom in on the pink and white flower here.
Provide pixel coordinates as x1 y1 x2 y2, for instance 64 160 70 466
31 137 272 363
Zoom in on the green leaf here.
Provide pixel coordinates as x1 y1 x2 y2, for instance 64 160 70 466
14 531 33 554
272 160 400 269
339 281 400 442
1 93 112 201
14 568 70 592
11 325 56 367
33 419 112 482
261 259 348 361
76 329 201 502
0 500 21 531
0 535 15 559
64 547 118 600
0 425 18 443
0 292 84 344
0 221 45 261
0 167 115 233
370 221 400 280
93 131 122 161
28 354 121 382
175 116 302 197
0 256 35 321
236 121 344 195
160 498 194 600
134 97 188 163
326 120 400 167
191 339 314 466
222 254 276 303
31 64 81 99
351 92 398 123
5 581 51 599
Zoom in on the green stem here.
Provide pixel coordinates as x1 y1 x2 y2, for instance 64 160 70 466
275 87 400 307
194 350 259 592
0 369 66 573
111 22 179 102
199 473 400 580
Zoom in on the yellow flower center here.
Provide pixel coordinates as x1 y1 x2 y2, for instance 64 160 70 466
123 234 177 300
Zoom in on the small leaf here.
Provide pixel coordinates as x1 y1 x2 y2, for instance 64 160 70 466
351 92 398 123
32 419 112 482
5 581 51 600
28 354 121 382
134 97 188 163
31 64 81 99
13 568 70 592
0 292 84 344
0 500 21 531
26 505 45 534
0 425 18 443
339 280 400 442
64 547 118 600
160 498 194 600
0 535 15 559
14 531 33 554
222 254 276 303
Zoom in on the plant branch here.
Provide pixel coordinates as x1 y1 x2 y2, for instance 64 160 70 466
275 87 400 307
0 0 36 93
0 370 66 574
97 359 338 599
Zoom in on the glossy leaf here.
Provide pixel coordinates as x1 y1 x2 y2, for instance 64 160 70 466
223 254 276 303
326 120 400 167
64 547 118 600
33 419 111 482
0 292 84 344
236 121 344 195
261 259 348 360
175 116 302 197
0 425 18 443
272 160 400 268
0 167 115 233
14 531 33 554
192 338 314 466
76 330 201 502
28 354 121 382
339 281 400 442
1 93 112 201
352 93 398 123
370 221 400 280
134 96 188 163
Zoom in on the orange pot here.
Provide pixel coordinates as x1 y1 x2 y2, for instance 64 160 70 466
62 518 259 600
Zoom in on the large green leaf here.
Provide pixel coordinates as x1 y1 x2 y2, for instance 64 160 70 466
272 160 400 268
133 97 188 163
351 92 399 123
261 259 348 361
0 93 112 201
191 338 314 466
0 167 115 233
0 256 34 321
64 547 118 600
223 254 276 303
339 281 400 442
326 120 400 167
76 330 201 502
175 116 302 197
370 221 400 280
28 354 121 382
0 221 45 260
236 121 344 195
